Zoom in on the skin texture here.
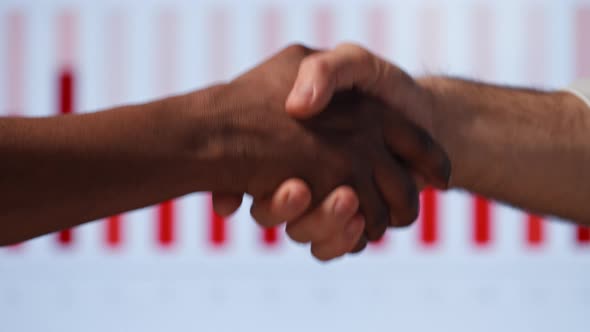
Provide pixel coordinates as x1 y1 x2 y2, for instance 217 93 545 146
213 45 451 258
420 78 590 223
215 43 448 259
244 43 590 261
0 45 450 247
217 45 450 252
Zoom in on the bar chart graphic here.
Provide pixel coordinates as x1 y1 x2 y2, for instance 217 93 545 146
0 1 589 332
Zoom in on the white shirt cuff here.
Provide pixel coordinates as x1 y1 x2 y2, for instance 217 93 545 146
564 79 590 109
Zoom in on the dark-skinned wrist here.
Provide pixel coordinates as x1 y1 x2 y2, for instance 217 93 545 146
157 83 254 194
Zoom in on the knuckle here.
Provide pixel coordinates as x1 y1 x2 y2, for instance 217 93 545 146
339 43 374 67
305 55 331 78
314 253 333 262
285 223 309 244
356 47 374 65
336 42 365 54
311 225 333 242
283 43 311 57
304 208 340 242
311 245 338 262
250 206 276 228
337 43 376 76
212 204 229 217
255 219 278 229
252 215 277 228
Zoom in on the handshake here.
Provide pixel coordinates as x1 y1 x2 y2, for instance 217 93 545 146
0 39 590 260
3 39 585 260
188 44 451 260
0 43 454 258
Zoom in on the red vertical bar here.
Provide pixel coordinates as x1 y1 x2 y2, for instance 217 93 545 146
262 227 278 245
106 215 121 246
262 227 279 247
420 188 437 245
55 11 77 246
577 227 590 244
259 7 282 247
103 13 127 248
473 196 491 246
210 198 226 246
208 9 229 247
527 214 544 246
57 70 74 246
58 229 73 244
155 11 178 248
524 6 547 247
313 6 390 248
58 70 73 115
57 70 74 245
314 6 334 49
575 7 590 245
470 5 494 248
417 7 443 247
158 200 174 246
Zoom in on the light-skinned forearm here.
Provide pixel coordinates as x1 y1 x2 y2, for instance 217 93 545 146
0 84 247 245
419 77 590 224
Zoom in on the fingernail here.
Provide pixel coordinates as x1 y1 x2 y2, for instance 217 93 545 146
332 197 347 217
289 81 314 107
282 189 296 210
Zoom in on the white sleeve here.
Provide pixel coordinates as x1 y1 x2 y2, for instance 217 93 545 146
564 79 590 109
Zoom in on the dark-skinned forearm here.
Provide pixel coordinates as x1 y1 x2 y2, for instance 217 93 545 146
0 84 247 245
419 77 590 224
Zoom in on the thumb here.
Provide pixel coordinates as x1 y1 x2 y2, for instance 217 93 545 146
285 43 388 119
285 56 336 119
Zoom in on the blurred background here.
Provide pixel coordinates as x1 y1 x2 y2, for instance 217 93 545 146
1 0 589 331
